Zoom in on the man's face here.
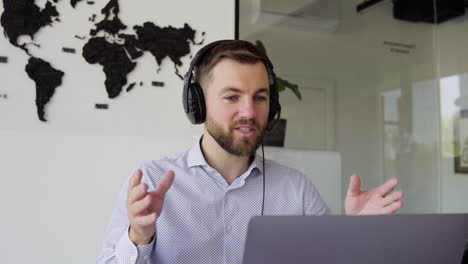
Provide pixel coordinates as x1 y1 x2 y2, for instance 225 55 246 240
204 58 270 157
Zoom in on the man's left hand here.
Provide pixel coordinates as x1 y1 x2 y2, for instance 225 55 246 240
345 174 404 215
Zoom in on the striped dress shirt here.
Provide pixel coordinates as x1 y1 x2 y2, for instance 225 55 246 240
97 139 329 264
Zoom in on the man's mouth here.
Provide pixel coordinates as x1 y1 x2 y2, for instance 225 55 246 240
235 126 256 136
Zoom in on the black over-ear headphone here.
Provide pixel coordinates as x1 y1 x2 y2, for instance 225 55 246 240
182 40 281 130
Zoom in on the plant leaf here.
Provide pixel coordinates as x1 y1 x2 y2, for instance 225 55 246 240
255 40 267 56
277 77 302 100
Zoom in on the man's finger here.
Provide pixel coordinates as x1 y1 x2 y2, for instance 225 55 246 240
129 169 143 190
381 200 403 215
381 190 404 207
346 174 361 197
153 170 175 197
129 194 153 217
128 183 148 204
376 178 399 196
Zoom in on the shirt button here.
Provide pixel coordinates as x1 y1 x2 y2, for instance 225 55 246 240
226 225 232 231
143 255 149 260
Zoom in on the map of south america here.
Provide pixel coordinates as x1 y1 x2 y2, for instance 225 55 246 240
25 57 64 122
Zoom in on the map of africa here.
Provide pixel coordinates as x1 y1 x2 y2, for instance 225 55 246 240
1 0 203 122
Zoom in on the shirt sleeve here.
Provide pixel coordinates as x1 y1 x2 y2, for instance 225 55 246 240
303 175 331 216
96 168 156 264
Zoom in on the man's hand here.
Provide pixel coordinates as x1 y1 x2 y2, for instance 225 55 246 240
345 174 404 215
126 169 175 245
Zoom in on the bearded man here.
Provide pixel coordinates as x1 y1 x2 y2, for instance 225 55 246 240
97 40 404 264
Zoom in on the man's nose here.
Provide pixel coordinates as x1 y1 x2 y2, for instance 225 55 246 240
238 99 256 119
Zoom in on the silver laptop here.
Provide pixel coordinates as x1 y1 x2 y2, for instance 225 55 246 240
243 214 468 264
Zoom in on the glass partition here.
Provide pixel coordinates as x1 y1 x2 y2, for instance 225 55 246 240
238 0 465 214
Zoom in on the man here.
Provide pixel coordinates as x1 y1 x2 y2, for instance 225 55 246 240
97 40 404 264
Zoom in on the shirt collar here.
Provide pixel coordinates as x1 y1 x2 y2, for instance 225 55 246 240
187 136 264 175
187 136 209 168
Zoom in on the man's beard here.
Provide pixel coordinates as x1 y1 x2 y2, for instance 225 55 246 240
206 117 266 157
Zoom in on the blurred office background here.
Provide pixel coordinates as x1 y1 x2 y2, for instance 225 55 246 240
240 0 468 214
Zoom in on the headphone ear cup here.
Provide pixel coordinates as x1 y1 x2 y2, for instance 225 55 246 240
187 82 206 124
268 84 279 122
268 98 277 122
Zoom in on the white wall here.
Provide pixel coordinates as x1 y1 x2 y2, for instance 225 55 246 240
0 0 234 263
262 147 342 214
0 131 199 264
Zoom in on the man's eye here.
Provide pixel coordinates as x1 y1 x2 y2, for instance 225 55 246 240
225 96 238 101
255 96 267 102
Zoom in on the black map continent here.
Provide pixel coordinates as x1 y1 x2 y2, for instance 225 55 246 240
83 37 136 98
131 22 197 79
90 0 126 36
25 57 64 122
83 0 201 98
1 0 59 52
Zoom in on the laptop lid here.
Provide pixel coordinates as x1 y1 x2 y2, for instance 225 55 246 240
243 214 468 264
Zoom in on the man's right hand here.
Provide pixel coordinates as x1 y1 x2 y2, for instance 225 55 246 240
126 169 175 245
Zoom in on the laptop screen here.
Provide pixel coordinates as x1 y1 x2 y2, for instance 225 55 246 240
243 214 468 264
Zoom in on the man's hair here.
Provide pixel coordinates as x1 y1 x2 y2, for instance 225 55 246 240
194 40 270 88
